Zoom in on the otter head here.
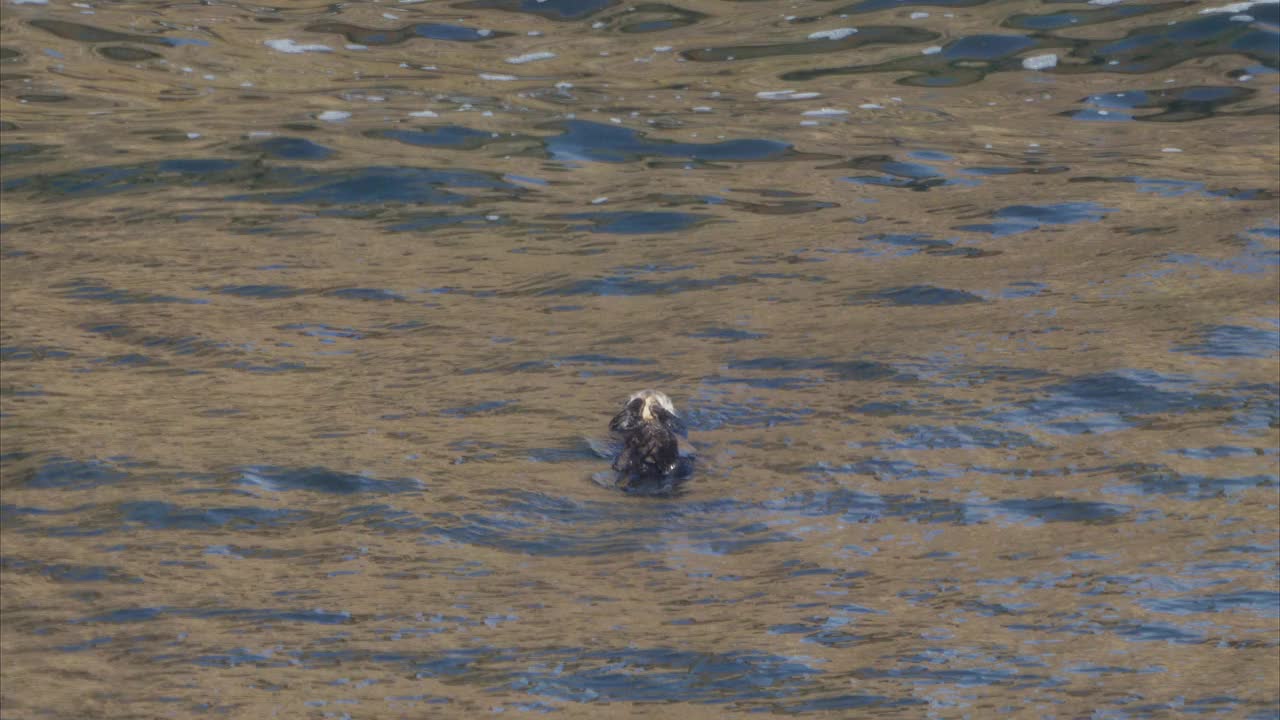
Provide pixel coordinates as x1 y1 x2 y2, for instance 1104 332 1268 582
632 389 675 421
610 389 686 437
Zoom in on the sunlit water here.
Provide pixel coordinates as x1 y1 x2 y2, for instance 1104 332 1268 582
1 0 1278 717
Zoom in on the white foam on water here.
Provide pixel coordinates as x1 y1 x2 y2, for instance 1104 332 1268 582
1022 54 1058 70
808 28 857 40
506 51 555 64
1200 0 1276 12
264 39 332 54
757 89 821 100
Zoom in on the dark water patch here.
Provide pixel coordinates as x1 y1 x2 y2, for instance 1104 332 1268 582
982 498 1131 525
888 424 1040 450
771 616 861 648
217 284 305 299
727 198 838 215
97 46 163 62
196 644 824 706
230 166 524 206
959 164 1070 177
782 32 1051 86
1063 86 1258 123
454 0 618 20
55 279 206 305
803 458 947 482
852 232 957 256
1164 240 1280 276
504 647 823 704
992 370 1234 435
84 323 231 360
280 323 365 341
304 21 510 45
1005 2 1187 32
238 466 423 494
17 457 129 490
527 443 602 463
1174 325 1279 359
0 345 74 361
681 25 938 62
763 488 970 524
685 399 815 429
1 159 524 207
223 360 313 374
369 126 509 150
419 489 785 556
836 154 960 191
850 285 984 306
237 137 334 161
780 694 921 713
545 211 712 234
81 606 351 625
702 375 815 390
324 288 405 302
1170 446 1268 459
16 94 70 104
1142 590 1279 618
602 3 708 33
1 158 248 199
785 5 1279 86
557 354 654 366
1113 620 1206 644
833 0 985 13
687 327 766 342
90 353 165 369
1051 5 1280 76
726 356 898 382
856 663 1048 688
117 501 307 531
1110 465 1276 500
541 120 796 164
1069 175 1273 201
387 213 504 233
543 272 747 296
441 400 516 417
0 556 142 584
29 18 206 48
1224 382 1280 433
0 143 57 166
955 202 1112 236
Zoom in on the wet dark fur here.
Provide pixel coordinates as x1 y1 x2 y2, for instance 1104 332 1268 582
608 397 687 481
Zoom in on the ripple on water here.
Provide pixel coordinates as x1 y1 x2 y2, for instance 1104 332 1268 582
1062 85 1259 123
540 120 797 164
1106 464 1276 501
238 466 424 495
955 202 1113 236
303 21 511 45
850 285 986 306
544 210 714 234
680 25 939 62
989 370 1235 435
368 126 512 150
1174 324 1280 359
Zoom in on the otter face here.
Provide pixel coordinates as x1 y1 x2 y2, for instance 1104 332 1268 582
630 389 676 422
609 389 685 437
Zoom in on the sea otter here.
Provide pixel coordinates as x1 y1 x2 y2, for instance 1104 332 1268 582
608 389 691 483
